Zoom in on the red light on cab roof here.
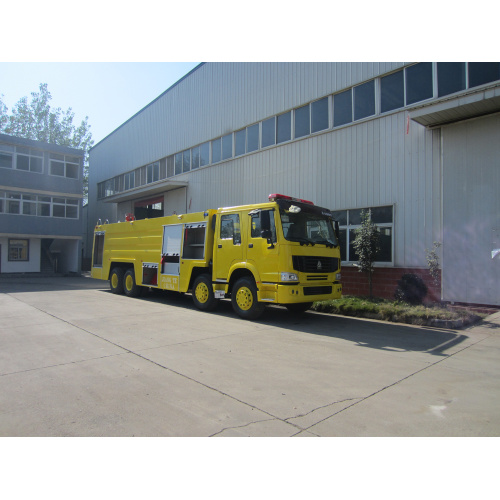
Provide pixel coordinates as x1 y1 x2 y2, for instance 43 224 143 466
268 193 314 205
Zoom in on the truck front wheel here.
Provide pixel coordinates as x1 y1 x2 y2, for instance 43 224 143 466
192 274 218 311
123 268 141 297
231 277 265 320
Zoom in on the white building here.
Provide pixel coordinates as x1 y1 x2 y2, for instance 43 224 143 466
87 62 500 306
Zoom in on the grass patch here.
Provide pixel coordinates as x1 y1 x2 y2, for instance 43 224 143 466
311 296 485 328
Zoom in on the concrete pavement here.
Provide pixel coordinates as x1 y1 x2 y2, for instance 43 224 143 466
1 275 499 436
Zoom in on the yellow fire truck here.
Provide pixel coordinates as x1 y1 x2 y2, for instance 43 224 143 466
91 194 342 320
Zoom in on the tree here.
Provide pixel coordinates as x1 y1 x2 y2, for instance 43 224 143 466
352 209 381 299
0 84 93 202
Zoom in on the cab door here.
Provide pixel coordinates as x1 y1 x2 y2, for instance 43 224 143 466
246 209 279 283
214 212 244 281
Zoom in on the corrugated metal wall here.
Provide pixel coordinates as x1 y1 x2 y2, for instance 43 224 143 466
90 62 406 180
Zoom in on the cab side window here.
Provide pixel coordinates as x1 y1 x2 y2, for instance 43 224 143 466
250 210 277 243
220 214 241 244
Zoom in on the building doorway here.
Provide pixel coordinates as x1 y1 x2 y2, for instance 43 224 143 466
134 196 164 220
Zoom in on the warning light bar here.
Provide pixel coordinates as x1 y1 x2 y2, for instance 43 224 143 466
268 193 314 205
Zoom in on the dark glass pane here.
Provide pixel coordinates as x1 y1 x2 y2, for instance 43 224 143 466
222 134 232 160
211 138 221 163
191 146 200 169
199 142 210 166
334 89 352 127
381 70 404 113
66 205 78 218
354 80 375 121
17 155 30 171
50 160 64 176
377 227 392 262
406 62 433 105
23 202 37 215
66 163 79 178
469 62 500 88
247 124 259 152
338 229 347 261
175 153 182 174
348 229 359 261
438 62 466 97
31 156 43 173
261 117 276 148
53 205 65 217
277 112 291 144
182 151 190 173
294 104 310 138
348 209 362 225
370 206 393 224
0 153 12 169
39 203 50 216
311 97 329 133
235 129 246 157
331 210 347 225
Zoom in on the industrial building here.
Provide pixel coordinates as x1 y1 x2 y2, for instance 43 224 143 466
0 133 84 274
87 62 500 306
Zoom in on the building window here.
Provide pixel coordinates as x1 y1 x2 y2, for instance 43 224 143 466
437 62 466 97
124 172 135 190
191 146 200 169
16 146 43 173
50 153 80 179
334 89 352 127
311 97 329 133
147 161 160 182
261 117 276 148
276 111 291 144
468 62 500 88
8 239 29 261
294 104 310 139
381 70 404 113
354 81 375 121
331 206 393 263
222 133 232 160
235 129 246 157
0 144 14 169
405 62 433 105
199 142 210 166
175 152 183 174
246 123 259 152
212 137 222 164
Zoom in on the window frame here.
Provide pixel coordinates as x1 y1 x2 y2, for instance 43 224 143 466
332 205 394 265
8 238 29 262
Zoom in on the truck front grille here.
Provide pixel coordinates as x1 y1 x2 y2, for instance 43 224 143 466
303 286 332 296
293 256 339 273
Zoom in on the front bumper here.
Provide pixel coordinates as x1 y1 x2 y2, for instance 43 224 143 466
258 281 342 304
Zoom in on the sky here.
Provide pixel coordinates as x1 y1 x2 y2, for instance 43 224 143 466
0 62 201 145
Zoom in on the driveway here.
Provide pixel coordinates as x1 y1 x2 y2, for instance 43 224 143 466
1 275 499 437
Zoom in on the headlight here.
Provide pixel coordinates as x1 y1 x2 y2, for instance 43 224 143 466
336 273 341 281
281 272 299 282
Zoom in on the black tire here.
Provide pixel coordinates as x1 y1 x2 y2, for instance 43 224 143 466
192 274 218 311
285 302 313 314
231 277 265 320
123 268 141 297
109 267 125 294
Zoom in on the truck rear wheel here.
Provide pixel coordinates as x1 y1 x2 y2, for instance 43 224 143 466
231 277 265 320
123 268 141 297
192 274 218 311
110 267 124 294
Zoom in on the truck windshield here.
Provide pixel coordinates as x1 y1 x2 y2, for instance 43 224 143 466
277 200 338 247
